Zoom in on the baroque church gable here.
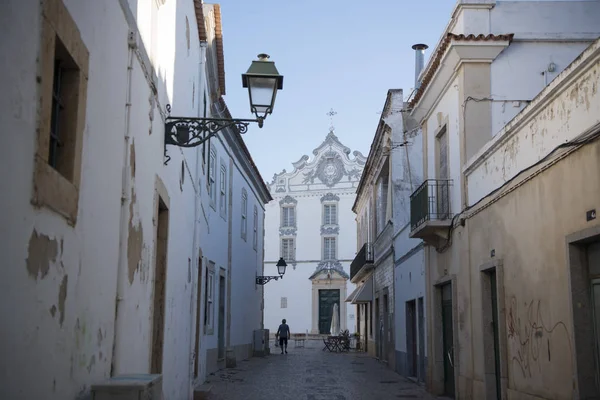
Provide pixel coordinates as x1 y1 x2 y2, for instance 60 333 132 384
269 129 366 193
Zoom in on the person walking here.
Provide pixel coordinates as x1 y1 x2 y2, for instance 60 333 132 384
276 319 290 354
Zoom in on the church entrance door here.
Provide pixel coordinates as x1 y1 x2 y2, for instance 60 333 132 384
318 289 340 334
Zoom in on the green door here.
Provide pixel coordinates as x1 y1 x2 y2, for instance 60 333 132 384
490 271 502 400
319 289 340 334
442 283 455 398
592 279 600 389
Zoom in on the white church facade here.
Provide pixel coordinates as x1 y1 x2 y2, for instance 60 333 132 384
263 129 366 336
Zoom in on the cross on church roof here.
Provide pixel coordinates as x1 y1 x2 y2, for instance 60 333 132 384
326 108 337 132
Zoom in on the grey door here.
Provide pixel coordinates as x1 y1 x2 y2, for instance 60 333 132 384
490 271 502 400
218 275 225 359
442 283 455 398
592 278 600 390
418 297 426 383
406 300 417 377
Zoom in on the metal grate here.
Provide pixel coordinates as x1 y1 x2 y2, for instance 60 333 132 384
410 179 453 231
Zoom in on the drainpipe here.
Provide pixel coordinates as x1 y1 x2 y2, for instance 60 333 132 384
111 33 136 376
189 41 208 392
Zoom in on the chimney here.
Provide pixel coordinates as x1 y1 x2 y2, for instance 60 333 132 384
412 43 429 89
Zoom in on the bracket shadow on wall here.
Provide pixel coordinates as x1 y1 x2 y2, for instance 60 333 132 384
163 53 283 165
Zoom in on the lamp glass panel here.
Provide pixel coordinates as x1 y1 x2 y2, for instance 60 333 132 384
248 76 277 113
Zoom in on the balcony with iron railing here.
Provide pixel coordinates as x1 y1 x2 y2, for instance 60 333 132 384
409 179 453 243
350 242 374 283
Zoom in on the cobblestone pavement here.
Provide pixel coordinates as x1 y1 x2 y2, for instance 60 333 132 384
206 339 439 400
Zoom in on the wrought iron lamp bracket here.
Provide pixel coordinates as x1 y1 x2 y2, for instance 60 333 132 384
255 275 283 285
163 104 263 165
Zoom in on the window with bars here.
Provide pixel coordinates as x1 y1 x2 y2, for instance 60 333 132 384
323 203 338 225
280 297 288 308
323 237 336 260
281 206 296 227
241 189 248 240
281 238 295 261
219 161 227 219
49 59 64 170
253 205 258 251
208 146 216 208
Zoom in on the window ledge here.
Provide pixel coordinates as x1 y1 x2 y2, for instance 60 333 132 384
31 155 79 225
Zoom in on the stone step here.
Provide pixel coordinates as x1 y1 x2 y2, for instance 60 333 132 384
193 383 212 400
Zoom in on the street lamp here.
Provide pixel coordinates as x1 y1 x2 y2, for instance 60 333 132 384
256 257 287 285
242 53 284 125
163 53 283 164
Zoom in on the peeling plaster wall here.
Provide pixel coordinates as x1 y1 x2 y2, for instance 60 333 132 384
0 0 208 399
490 41 592 137
462 42 600 399
427 39 600 399
467 142 600 400
467 39 600 206
0 1 128 399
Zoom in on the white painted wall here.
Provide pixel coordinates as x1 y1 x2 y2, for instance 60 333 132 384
229 166 266 349
490 41 591 136
393 229 426 355
424 76 462 215
263 132 365 335
466 38 600 206
0 1 268 399
420 0 600 215
264 192 358 334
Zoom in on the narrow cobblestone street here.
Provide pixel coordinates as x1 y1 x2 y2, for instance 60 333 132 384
206 340 438 400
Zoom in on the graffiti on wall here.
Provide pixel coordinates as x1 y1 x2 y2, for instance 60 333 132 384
506 296 572 379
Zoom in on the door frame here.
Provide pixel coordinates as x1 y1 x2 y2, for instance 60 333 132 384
567 226 600 399
406 299 418 377
480 260 508 400
217 268 226 360
317 288 340 334
432 275 458 397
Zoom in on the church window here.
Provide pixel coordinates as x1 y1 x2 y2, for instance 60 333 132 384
280 297 288 308
323 203 337 225
323 237 337 260
281 238 295 261
281 206 296 227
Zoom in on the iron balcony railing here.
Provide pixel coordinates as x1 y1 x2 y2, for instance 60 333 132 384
410 179 453 231
350 242 374 281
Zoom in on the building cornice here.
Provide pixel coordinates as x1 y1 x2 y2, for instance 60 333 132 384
353 89 403 213
409 34 513 123
216 96 272 203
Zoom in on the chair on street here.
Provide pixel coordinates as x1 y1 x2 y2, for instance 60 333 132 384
322 337 336 352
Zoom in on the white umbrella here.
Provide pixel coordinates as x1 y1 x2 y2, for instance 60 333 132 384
330 303 340 336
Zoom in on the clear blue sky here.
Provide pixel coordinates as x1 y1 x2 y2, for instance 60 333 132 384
217 0 456 183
